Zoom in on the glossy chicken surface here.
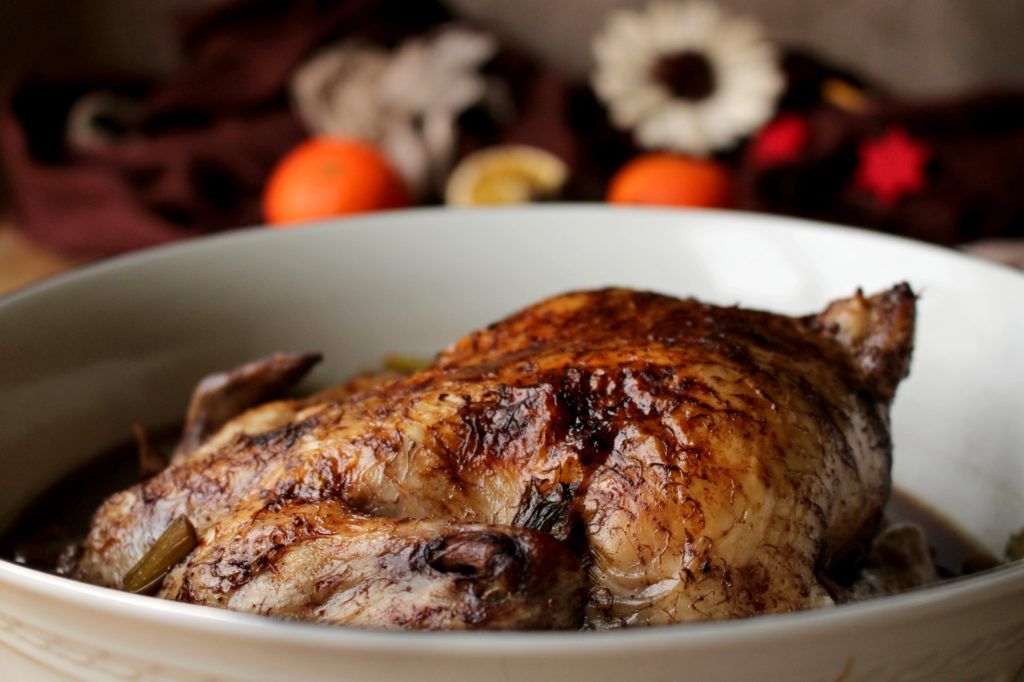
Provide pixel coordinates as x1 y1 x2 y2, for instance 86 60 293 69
76 285 916 629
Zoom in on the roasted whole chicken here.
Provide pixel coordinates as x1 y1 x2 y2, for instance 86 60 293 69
76 285 917 629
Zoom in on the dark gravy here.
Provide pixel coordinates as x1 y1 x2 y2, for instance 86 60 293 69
0 426 179 572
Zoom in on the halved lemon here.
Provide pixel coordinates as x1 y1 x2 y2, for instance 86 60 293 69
445 145 568 206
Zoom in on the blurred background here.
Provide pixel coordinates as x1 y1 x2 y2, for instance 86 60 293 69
2 0 1023 292
5 0 1024 92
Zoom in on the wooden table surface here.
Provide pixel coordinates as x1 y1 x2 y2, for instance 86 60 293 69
0 225 88 297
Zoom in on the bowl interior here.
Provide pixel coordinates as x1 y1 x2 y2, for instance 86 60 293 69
1 206 1021 556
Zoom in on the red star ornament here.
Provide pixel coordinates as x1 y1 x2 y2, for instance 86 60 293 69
855 127 931 207
749 114 811 167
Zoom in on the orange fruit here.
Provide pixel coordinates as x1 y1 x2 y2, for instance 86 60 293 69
607 154 731 208
263 137 409 226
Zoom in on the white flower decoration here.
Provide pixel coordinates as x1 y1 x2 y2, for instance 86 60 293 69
290 27 499 197
290 42 391 142
592 1 783 156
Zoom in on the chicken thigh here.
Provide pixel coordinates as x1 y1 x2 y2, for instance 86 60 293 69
76 285 915 629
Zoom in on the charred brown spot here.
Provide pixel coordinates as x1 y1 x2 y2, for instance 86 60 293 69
449 384 555 466
426 530 523 580
513 481 577 540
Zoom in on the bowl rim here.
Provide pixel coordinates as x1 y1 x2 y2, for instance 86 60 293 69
6 203 1024 308
1 205 1022 654
3 558 1023 654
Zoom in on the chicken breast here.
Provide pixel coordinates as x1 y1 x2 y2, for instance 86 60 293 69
76 285 915 629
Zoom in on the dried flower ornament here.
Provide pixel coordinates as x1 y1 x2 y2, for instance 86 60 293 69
290 42 390 142
290 27 500 197
592 1 783 156
65 92 142 151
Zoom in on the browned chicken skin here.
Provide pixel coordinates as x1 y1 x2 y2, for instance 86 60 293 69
76 285 915 629
161 500 585 629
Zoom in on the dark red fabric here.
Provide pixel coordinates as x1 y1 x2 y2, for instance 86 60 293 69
0 0 450 255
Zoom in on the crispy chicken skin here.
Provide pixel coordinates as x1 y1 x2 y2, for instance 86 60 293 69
76 285 915 629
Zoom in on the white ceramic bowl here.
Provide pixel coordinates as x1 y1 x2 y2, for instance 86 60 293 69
0 207 1021 682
